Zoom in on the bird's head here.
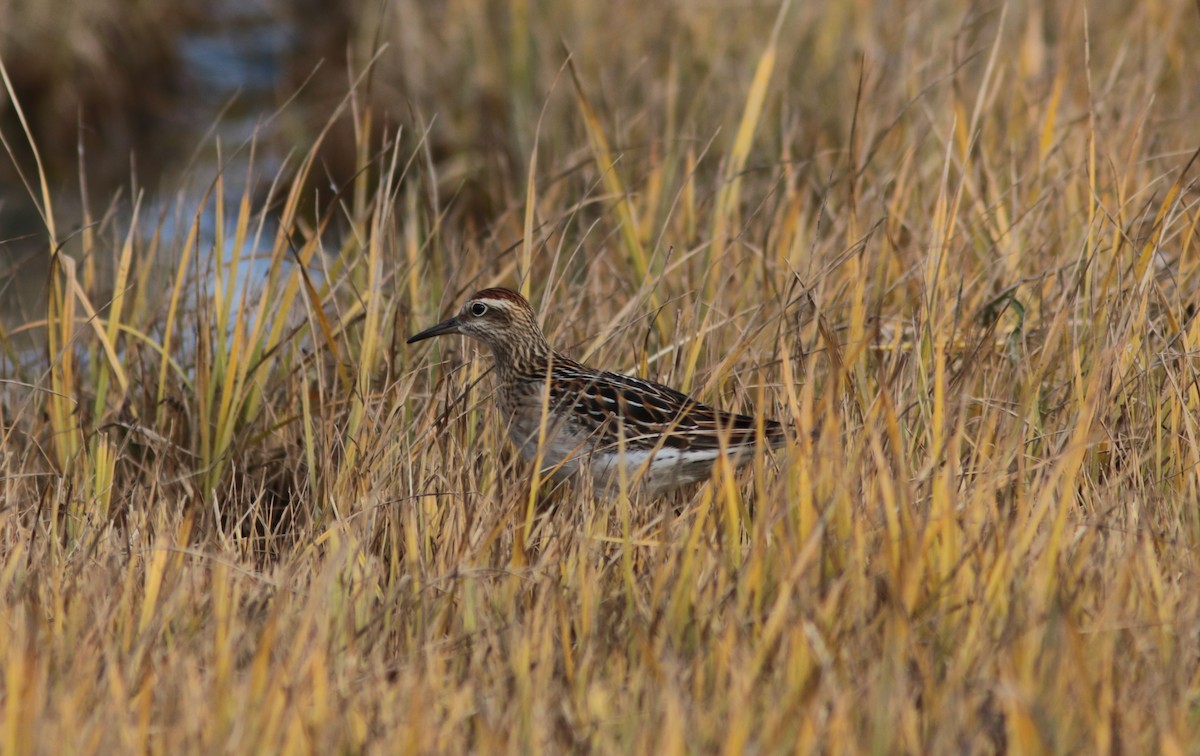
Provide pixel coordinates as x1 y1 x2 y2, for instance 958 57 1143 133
407 288 551 369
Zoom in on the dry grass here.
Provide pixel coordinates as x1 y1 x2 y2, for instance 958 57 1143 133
3 0 1200 752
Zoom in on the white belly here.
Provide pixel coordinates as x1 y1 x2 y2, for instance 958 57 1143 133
505 415 727 496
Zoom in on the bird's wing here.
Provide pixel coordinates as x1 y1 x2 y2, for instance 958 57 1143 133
548 367 783 452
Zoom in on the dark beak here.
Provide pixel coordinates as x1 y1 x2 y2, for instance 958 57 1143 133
406 316 462 344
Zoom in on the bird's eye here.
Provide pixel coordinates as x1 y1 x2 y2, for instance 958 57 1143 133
470 302 488 317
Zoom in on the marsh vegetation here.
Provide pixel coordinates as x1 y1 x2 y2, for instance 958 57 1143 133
2 0 1199 751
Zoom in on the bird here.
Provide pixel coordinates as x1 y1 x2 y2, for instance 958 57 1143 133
407 288 786 495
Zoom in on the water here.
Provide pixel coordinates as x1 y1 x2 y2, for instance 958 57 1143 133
0 0 324 350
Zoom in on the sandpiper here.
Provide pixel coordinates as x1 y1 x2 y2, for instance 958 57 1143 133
408 288 785 495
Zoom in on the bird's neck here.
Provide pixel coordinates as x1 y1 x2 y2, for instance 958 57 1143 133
490 332 555 381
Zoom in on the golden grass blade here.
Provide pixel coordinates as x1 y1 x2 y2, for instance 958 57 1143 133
46 250 80 472
1134 146 1200 283
567 58 654 293
63 259 130 397
292 241 352 394
685 0 790 389
0 59 56 245
707 0 791 269
92 196 141 421
1040 68 1066 160
521 124 539 301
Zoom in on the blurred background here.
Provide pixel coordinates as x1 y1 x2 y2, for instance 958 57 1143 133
0 0 790 297
2 0 1198 321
